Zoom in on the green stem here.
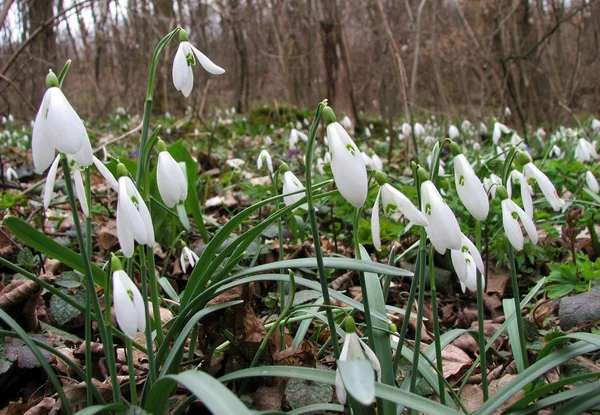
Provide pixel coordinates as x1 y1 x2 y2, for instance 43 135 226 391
103 261 121 404
84 168 93 406
409 231 428 401
271 170 286 351
138 247 157 392
305 101 340 358
352 208 375 345
126 339 138 406
476 220 489 401
508 244 529 370
428 245 445 405
147 245 164 345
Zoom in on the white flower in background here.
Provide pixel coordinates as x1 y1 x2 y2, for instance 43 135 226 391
172 29 225 98
335 318 381 406
426 154 445 177
361 152 373 169
508 170 534 218
504 107 512 117
32 71 93 174
402 122 412 137
495 145 506 161
586 171 599 194
371 153 383 171
479 122 489 133
492 122 510 145
591 119 600 130
281 170 305 207
5 167 18 182
536 128 547 141
501 196 538 251
316 157 326 175
549 145 562 158
449 125 460 139
1 116 6 124
398 133 406 141
340 115 352 130
483 174 502 199
116 174 155 258
461 120 472 131
511 133 527 149
372 184 428 250
325 109 368 208
522 162 565 211
157 142 188 208
180 245 199 273
575 138 598 163
256 149 273 174
295 121 302 130
8 114 14 122
365 127 371 138
264 136 273 146
453 152 489 220
424 135 436 145
414 123 425 138
289 128 308 149
421 179 462 254
472 142 481 151
112 269 146 340
450 234 484 293
303 118 310 127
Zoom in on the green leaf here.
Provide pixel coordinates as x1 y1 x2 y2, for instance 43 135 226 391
503 299 526 373
338 360 376 406
50 289 85 327
17 247 36 268
146 371 251 415
73 404 129 415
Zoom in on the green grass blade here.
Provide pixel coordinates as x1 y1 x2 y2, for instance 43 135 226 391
287 403 344 414
73 404 128 415
503 298 526 373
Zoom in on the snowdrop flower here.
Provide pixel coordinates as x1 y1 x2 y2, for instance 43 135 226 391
364 127 371 138
495 145 506 161
180 244 199 273
483 174 502 199
461 120 472 131
8 114 14 122
5 167 18 182
497 186 537 251
549 145 562 158
574 138 598 163
504 107 512 118
586 171 599 194
281 169 305 207
289 128 308 149
508 170 534 218
472 142 481 151
157 140 188 208
536 128 547 141
316 157 326 175
172 29 225 98
303 118 310 127
256 149 273 174
479 122 489 134
451 143 489 220
522 157 565 211
42 155 90 216
371 177 428 250
424 135 436 145
338 116 351 130
1 116 6 124
324 107 368 208
414 123 425 138
591 119 600 131
335 317 381 406
116 165 155 258
295 121 302 130
492 122 510 144
361 152 373 169
449 125 460 139
402 122 412 137
111 257 145 340
420 171 462 254
426 154 445 177
32 70 93 174
371 153 383 171
450 233 484 293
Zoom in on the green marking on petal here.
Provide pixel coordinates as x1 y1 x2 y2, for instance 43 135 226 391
131 195 139 207
185 52 195 66
461 245 468 253
127 289 134 301
345 143 356 156
425 203 432 215
384 203 397 216
511 211 519 220
459 175 465 186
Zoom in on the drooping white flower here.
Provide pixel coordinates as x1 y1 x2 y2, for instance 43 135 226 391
295 121 302 130
112 270 146 340
372 184 429 250
536 128 547 141
453 153 489 220
504 107 512 117
402 122 412 137
116 175 155 258
157 147 188 208
523 162 565 211
288 128 308 149
180 245 199 273
421 180 462 254
479 122 489 134
92 156 118 192
549 145 562 158
32 72 93 173
414 123 425 138
364 127 371 137
264 136 273 146
492 122 510 144
586 171 599 194
508 170 534 218
326 116 368 208
361 152 373 169
5 166 18 182
591 119 600 131
316 157 326 175
501 198 538 251
574 138 598 163
281 170 305 207
172 30 225 98
256 149 273 174
371 153 383 171
461 120 472 132
449 125 460 139
450 233 485 293
335 321 381 406
483 174 502 199
340 115 352 130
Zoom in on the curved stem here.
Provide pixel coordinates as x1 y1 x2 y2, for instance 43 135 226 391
305 101 340 358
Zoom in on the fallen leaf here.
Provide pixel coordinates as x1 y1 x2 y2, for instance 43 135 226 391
441 344 472 378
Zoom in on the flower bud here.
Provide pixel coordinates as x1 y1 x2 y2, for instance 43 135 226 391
45 70 59 89
323 107 337 126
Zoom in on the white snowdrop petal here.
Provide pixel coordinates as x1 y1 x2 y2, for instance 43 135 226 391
158 152 184 207
454 154 489 220
586 171 599 194
73 168 89 216
282 171 305 207
43 156 61 209
371 189 382 251
93 156 118 192
45 88 87 155
173 43 193 96
32 93 56 173
190 44 226 75
113 271 139 339
502 200 524 251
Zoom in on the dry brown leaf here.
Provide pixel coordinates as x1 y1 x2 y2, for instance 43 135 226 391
97 221 118 251
441 344 472 378
486 265 510 294
23 397 55 415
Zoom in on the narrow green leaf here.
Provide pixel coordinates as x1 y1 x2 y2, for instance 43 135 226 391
503 298 526 373
287 403 344 414
73 404 128 415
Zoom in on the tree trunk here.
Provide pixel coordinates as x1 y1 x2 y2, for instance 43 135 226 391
28 0 56 105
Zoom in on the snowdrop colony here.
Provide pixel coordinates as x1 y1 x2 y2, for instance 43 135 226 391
3 27 600 414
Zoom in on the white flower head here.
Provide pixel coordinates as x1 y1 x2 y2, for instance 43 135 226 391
281 170 305 207
492 122 510 145
449 125 460 139
504 107 512 117
421 180 462 254
257 149 273 174
575 138 598 163
180 245 199 273
549 145 562 158
172 30 225 98
112 269 146 340
5 166 18 182
361 152 373 169
483 174 502 199
450 233 485 293
461 120 472 131
414 123 425 138
402 122 412 137
453 153 489 220
523 162 565 211
32 72 93 173
501 197 538 251
295 121 302 130
371 153 383 171
116 175 155 258
591 119 600 131
586 171 599 194
335 320 381 405
157 145 188 208
479 122 489 133
325 111 368 208
340 115 352 130
508 170 534 218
